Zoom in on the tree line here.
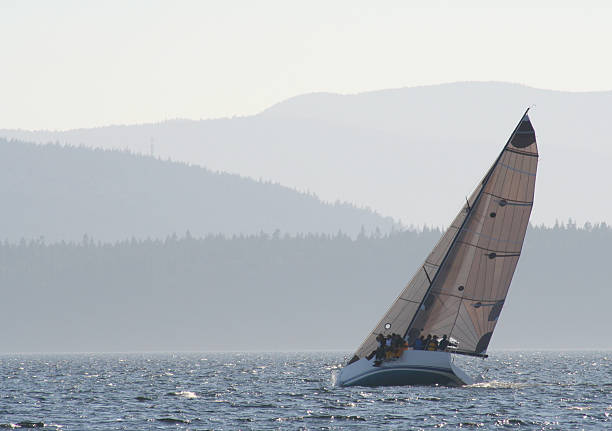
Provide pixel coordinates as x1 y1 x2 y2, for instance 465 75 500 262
2 223 610 353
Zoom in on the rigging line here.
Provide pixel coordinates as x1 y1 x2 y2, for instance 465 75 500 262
455 240 522 255
398 297 420 304
430 290 507 302
483 191 533 205
404 108 531 340
423 266 432 284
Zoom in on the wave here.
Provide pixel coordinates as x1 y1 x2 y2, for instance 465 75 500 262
467 380 528 389
165 391 197 399
330 369 339 387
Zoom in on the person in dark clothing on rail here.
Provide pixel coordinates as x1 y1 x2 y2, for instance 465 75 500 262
391 333 404 350
438 334 450 351
374 334 386 366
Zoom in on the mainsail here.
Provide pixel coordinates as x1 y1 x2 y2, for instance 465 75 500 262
350 110 538 362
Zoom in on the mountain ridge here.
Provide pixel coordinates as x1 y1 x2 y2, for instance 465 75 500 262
2 81 611 227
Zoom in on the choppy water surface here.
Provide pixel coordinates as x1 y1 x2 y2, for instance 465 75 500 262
1 351 609 430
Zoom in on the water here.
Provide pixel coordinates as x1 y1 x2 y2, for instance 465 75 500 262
1 351 609 430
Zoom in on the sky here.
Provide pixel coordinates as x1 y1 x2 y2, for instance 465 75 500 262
1 0 612 130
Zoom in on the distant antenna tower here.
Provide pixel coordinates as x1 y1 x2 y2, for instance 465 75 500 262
150 137 155 157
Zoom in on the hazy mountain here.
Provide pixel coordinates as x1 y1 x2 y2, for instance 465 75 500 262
2 82 611 227
0 139 395 242
2 224 610 353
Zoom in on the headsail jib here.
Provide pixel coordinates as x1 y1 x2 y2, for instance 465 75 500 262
350 111 538 360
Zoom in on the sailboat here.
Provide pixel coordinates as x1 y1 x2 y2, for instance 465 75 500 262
338 110 538 387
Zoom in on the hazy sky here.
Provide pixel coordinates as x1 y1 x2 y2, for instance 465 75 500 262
2 0 612 130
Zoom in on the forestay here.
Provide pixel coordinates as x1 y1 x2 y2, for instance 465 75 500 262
350 111 538 362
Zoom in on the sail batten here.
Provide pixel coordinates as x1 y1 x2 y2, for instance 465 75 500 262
351 111 538 360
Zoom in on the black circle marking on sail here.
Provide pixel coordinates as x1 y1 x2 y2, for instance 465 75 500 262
510 118 536 148
458 285 465 291
488 252 497 259
499 199 507 207
490 212 496 218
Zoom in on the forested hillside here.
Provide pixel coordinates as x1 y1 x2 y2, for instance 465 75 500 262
3 223 609 352
0 138 395 242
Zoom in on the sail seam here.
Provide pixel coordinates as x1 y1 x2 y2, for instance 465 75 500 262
499 162 537 177
504 147 539 157
430 290 507 302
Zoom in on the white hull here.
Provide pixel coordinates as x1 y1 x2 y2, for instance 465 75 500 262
338 350 474 387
